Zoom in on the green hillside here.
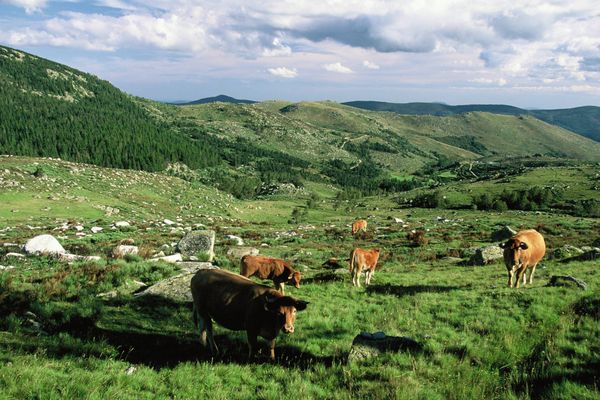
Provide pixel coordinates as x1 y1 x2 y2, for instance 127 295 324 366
0 45 217 171
344 101 600 142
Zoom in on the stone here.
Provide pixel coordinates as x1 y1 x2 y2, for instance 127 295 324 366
550 245 584 260
0 265 15 270
225 234 244 246
226 246 259 260
114 221 130 228
91 227 103 234
163 219 175 226
150 253 183 263
469 245 504 265
491 226 517 242
59 254 102 262
547 275 587 290
347 331 422 363
5 252 25 258
135 263 218 302
23 234 66 255
112 245 139 258
177 230 215 261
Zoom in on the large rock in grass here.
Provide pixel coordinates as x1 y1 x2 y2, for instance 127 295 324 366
491 226 517 242
469 245 504 265
347 331 422 363
177 230 215 261
23 234 65 255
547 275 587 290
135 262 217 302
226 246 259 260
112 245 139 259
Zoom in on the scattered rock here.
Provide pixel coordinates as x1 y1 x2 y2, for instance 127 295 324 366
550 245 584 260
163 219 175 226
114 221 130 228
125 366 137 375
0 265 15 270
347 331 422 363
5 252 25 258
177 230 215 261
59 254 102 262
135 263 218 302
469 245 504 265
112 245 139 259
491 226 517 242
150 253 183 263
225 234 244 246
23 234 66 255
226 246 259 260
547 275 587 290
91 227 103 234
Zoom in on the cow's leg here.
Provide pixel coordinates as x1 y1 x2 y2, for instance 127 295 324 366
355 268 362 287
267 339 276 361
205 317 218 355
365 270 371 285
507 269 514 288
195 311 208 349
247 331 259 359
528 263 538 284
515 266 527 288
279 282 285 295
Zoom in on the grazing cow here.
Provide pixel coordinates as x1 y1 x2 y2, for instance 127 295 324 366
351 219 368 235
500 229 546 288
349 248 381 287
240 255 301 295
191 269 308 361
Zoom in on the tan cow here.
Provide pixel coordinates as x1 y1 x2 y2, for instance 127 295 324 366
349 248 381 287
351 219 368 235
191 269 308 361
500 229 546 288
240 255 301 295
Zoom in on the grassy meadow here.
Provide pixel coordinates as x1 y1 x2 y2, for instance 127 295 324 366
1 156 599 399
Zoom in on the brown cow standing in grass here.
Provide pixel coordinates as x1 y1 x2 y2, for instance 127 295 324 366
349 248 381 287
191 269 308 361
351 219 368 235
240 255 301 295
500 229 546 288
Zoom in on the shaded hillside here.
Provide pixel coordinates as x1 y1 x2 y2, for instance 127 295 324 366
0 45 217 171
344 100 600 142
177 95 256 105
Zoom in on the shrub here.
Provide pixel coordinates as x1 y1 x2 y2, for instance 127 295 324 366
407 230 429 247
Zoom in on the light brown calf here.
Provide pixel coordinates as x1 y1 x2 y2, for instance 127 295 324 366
351 219 368 235
349 248 380 287
240 255 301 295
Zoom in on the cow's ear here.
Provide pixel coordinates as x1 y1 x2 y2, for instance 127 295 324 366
295 300 309 311
264 295 280 312
519 242 528 250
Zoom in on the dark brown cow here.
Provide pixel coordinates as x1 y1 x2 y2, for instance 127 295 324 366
349 248 381 287
240 255 301 295
500 229 546 288
351 219 368 235
191 269 308 360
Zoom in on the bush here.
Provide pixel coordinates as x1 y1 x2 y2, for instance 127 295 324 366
413 191 448 208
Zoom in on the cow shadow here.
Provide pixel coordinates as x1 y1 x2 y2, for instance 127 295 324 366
365 283 465 297
30 294 335 370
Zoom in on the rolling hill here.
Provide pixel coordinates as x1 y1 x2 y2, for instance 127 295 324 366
176 94 256 105
343 101 600 142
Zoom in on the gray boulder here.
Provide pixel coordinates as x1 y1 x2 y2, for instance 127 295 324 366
491 226 517 241
23 234 65 255
547 275 587 290
347 331 422 363
550 245 584 260
177 230 215 261
226 246 259 260
112 245 139 259
135 263 217 302
469 245 504 265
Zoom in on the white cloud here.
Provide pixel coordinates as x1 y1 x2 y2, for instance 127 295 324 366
363 60 379 69
1 0 47 13
268 67 298 78
324 62 353 74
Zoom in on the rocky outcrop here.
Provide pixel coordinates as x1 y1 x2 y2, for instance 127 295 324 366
547 275 587 290
135 262 218 302
469 245 504 265
347 331 422 363
226 246 259 260
177 230 215 261
112 245 138 259
23 234 65 255
491 226 517 242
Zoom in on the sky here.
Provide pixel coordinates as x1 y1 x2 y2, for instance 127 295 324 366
1 0 599 108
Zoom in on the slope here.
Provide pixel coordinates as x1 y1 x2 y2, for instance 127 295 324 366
0 45 216 172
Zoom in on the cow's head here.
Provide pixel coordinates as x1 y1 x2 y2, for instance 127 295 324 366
500 238 528 270
289 271 302 289
264 294 308 334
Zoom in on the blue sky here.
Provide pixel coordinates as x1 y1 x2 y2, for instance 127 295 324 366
1 0 599 108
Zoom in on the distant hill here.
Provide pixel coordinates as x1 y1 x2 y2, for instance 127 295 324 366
0 45 219 171
343 101 600 142
178 95 256 105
